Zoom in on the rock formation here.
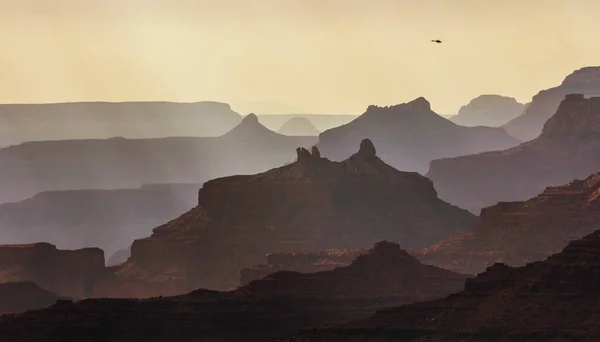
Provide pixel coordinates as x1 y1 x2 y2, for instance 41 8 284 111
503 66 600 141
418 171 600 275
93 140 476 297
291 229 600 341
0 282 58 315
0 242 468 342
0 243 104 298
106 247 131 267
257 114 358 132
0 101 242 146
0 116 317 203
317 97 520 173
239 248 365 286
428 94 600 213
277 117 321 136
450 94 525 127
0 183 200 255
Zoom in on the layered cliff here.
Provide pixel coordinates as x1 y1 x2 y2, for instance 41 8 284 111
428 94 600 213
0 114 317 203
503 66 600 141
0 242 468 342
317 97 519 173
292 229 600 341
450 94 525 127
0 243 104 298
418 171 600 275
94 139 476 296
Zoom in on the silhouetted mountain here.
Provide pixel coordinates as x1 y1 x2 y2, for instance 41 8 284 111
0 117 317 203
92 140 476 297
278 117 320 136
0 242 468 342
257 114 358 132
317 97 520 173
450 94 525 127
0 183 199 255
503 66 600 141
292 229 600 341
0 282 58 315
418 171 600 275
428 94 600 213
0 101 242 146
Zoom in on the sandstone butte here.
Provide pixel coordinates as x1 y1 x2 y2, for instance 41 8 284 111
428 94 600 214
0 243 104 299
418 170 600 275
317 97 520 174
503 66 600 141
239 248 365 286
291 229 600 341
0 241 468 342
91 139 476 297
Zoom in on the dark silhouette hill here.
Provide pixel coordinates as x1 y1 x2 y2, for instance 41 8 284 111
0 242 468 342
317 97 520 173
0 282 58 315
0 101 242 146
428 94 600 213
277 117 320 136
0 183 200 255
418 171 600 275
503 66 600 141
91 139 476 297
0 114 317 203
450 94 525 127
292 229 600 341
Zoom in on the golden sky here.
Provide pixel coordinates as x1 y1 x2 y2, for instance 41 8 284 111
1 0 600 114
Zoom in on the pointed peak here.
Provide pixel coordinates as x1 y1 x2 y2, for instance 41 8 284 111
358 139 376 157
311 146 321 159
242 113 259 123
406 97 431 111
296 147 312 161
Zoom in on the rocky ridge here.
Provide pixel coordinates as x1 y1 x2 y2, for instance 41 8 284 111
92 139 476 296
450 94 525 127
428 94 600 213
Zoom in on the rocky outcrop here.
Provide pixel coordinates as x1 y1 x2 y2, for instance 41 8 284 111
0 282 58 315
317 97 520 173
503 66 600 141
239 248 365 286
428 94 600 213
450 94 525 127
277 117 321 136
0 243 104 298
0 183 200 255
0 117 317 203
0 242 468 342
291 229 600 341
0 101 242 146
93 140 476 297
417 171 600 275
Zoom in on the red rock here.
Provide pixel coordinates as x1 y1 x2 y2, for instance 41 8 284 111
94 140 476 297
428 94 600 213
503 66 600 141
0 243 104 298
291 229 600 341
418 171 600 275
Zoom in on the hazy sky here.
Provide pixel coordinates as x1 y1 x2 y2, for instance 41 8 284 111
1 0 600 114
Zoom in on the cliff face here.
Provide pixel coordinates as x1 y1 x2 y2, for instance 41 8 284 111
0 183 199 255
0 282 58 315
417 171 600 275
428 94 600 213
503 66 600 141
94 140 476 297
317 97 520 174
239 248 365 286
0 101 242 146
291 230 600 342
0 243 104 298
450 94 525 127
0 242 468 342
0 115 317 203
